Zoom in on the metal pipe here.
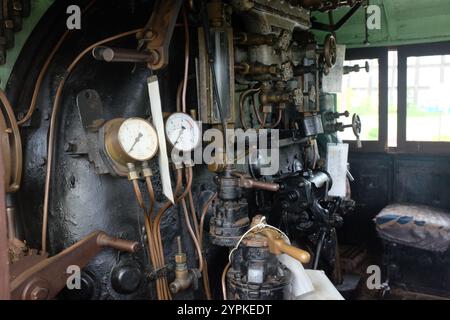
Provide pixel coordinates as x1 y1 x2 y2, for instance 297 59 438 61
6 195 16 241
92 46 154 63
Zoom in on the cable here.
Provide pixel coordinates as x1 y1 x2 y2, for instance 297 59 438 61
41 29 142 254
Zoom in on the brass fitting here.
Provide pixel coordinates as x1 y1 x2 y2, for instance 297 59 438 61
141 161 153 178
235 62 278 76
127 163 139 181
169 237 199 294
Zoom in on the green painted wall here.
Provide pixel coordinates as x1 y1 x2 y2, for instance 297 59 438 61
0 0 54 89
313 0 450 48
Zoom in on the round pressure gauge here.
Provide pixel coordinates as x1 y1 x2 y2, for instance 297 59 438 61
165 113 201 152
104 118 158 166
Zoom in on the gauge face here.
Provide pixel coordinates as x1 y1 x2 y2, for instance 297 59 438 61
117 118 158 161
165 113 201 152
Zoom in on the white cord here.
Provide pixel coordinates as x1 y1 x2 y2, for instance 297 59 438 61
228 216 290 263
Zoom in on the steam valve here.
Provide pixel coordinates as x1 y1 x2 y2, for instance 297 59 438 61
169 237 199 294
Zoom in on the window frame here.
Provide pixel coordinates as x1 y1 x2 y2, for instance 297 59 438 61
397 42 450 155
344 42 450 155
341 47 388 153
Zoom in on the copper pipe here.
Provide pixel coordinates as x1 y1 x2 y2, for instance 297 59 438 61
239 87 261 130
260 113 268 129
181 198 203 273
199 192 217 300
221 262 230 300
17 0 97 126
0 89 22 193
41 28 143 254
187 187 200 240
131 179 160 296
269 109 283 128
182 7 189 114
145 176 155 215
176 79 183 113
202 258 212 300
92 46 154 63
152 168 183 300
153 169 183 265
199 193 217 246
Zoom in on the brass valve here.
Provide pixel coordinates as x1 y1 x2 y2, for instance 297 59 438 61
169 237 199 294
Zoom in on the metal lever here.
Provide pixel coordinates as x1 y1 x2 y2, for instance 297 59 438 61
10 231 139 300
92 46 155 63
344 61 370 74
138 0 184 70
232 171 280 192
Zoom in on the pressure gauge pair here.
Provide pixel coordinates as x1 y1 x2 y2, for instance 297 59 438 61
104 113 200 169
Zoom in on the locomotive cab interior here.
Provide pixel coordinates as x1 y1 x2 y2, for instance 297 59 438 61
0 0 449 302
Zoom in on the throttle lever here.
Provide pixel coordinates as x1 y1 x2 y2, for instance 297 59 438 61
232 171 280 192
10 231 139 300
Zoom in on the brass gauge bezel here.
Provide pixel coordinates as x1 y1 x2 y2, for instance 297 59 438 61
104 117 159 167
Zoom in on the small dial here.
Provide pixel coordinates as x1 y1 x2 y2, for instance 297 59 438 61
117 118 158 161
165 113 201 152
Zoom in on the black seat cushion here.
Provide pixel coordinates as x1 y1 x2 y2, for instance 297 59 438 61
375 203 450 252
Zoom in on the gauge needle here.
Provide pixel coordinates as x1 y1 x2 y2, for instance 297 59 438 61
174 126 186 147
128 132 143 153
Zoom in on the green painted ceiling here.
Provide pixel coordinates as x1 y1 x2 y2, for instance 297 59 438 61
2 0 450 86
313 0 450 48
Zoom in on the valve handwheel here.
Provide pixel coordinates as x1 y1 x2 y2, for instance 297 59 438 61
323 34 337 68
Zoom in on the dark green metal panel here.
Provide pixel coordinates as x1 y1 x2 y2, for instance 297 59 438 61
313 0 450 48
0 0 54 88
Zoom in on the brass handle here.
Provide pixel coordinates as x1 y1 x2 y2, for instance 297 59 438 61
273 239 311 264
232 172 280 192
260 229 311 264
